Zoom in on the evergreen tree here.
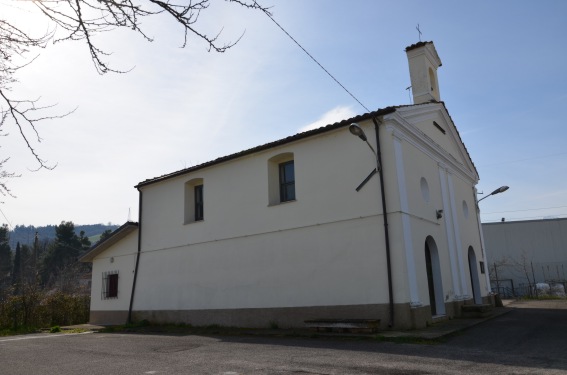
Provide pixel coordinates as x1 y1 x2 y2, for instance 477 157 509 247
98 229 113 244
20 244 33 284
12 242 21 293
0 224 12 292
40 221 83 285
78 231 91 252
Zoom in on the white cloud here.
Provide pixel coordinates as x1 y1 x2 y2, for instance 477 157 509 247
298 106 356 133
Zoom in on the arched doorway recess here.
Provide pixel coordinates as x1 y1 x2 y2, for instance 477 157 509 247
468 247 482 304
425 236 445 316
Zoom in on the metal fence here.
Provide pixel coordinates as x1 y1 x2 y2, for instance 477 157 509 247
491 280 567 298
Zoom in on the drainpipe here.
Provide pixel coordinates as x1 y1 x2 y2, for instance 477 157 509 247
372 117 395 328
128 188 143 324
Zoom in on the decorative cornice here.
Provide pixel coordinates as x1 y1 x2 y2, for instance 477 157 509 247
397 104 479 180
383 106 477 184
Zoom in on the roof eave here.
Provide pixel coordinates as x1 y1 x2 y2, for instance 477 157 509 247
135 107 398 189
79 221 138 262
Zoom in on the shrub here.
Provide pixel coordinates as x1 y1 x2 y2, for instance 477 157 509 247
0 287 90 331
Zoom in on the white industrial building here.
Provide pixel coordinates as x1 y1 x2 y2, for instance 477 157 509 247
483 218 567 297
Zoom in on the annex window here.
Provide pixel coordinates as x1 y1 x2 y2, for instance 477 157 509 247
184 178 204 223
268 152 296 205
102 271 119 299
279 160 295 202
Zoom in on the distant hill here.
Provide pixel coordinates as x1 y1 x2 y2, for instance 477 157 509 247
8 224 119 249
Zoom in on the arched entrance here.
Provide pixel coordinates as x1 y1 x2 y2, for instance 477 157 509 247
425 236 445 316
468 247 482 304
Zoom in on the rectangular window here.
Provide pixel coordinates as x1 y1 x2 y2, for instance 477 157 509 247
102 271 119 299
279 160 295 202
479 261 485 274
194 184 204 221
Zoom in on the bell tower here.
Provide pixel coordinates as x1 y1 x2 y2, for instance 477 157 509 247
405 41 442 104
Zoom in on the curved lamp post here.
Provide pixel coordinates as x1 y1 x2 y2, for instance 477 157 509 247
478 186 509 203
349 123 381 171
348 121 394 327
476 185 509 298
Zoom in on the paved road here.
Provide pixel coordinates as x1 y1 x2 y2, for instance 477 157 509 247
1 301 566 374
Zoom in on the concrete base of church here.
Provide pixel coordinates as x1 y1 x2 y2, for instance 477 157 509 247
90 297 492 329
89 310 129 326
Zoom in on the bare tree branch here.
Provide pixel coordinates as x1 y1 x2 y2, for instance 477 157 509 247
0 0 267 193
0 156 18 199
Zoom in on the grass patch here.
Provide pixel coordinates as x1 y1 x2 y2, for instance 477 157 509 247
0 326 40 337
62 328 89 334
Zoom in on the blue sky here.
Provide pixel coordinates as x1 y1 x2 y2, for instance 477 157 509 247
1 0 566 227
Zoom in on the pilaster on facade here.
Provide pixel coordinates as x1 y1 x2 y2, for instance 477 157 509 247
453 294 469 301
438 163 462 297
410 300 423 308
392 131 421 308
446 172 468 296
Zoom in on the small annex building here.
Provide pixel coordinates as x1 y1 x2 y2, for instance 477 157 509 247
81 41 491 330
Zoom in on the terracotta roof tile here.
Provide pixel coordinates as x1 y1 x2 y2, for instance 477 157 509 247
405 41 433 52
135 106 398 188
135 101 477 188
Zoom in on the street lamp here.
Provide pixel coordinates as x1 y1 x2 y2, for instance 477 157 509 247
348 121 394 327
349 123 381 171
478 186 509 203
475 185 508 298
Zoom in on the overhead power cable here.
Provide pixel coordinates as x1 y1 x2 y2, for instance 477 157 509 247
483 204 567 215
0 207 13 230
255 2 371 112
479 151 567 168
482 213 567 222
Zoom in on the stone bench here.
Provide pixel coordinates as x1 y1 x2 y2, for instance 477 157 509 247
304 319 380 333
461 304 494 319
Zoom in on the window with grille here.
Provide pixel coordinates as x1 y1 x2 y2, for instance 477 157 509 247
102 271 119 299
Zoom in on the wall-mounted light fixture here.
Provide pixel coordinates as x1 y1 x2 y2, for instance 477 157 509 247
436 209 443 219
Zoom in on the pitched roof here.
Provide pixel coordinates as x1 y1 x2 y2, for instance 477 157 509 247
79 221 138 262
405 41 442 67
429 102 478 177
405 40 434 52
135 106 398 188
135 101 477 188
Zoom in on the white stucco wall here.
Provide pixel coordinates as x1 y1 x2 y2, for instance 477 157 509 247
135 122 392 311
90 229 138 312
134 216 388 310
